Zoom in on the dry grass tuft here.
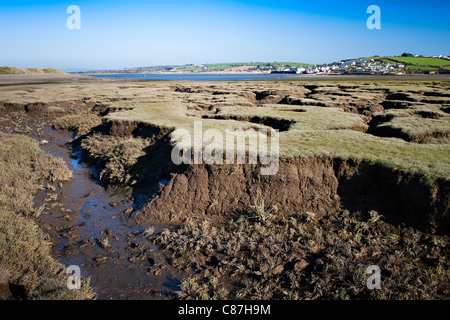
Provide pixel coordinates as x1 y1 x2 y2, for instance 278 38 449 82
80 134 150 185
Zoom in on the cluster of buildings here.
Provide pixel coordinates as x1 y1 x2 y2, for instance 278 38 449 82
272 54 450 75
273 59 406 75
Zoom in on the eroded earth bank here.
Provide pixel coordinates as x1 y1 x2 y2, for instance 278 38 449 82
0 79 449 299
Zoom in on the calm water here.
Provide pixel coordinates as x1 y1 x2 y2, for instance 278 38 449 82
90 73 305 81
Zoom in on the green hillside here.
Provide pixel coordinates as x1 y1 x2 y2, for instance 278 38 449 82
205 62 312 71
362 56 450 74
137 62 313 73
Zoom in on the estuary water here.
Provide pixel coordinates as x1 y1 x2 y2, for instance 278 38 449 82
90 73 305 81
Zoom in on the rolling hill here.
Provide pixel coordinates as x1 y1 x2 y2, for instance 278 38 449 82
362 56 450 74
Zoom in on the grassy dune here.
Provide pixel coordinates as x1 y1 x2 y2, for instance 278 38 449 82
0 66 67 75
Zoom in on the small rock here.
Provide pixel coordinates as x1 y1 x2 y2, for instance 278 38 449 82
39 140 49 145
96 237 110 248
294 259 309 272
148 265 165 276
123 208 133 215
92 256 108 263
203 268 212 278
272 265 284 275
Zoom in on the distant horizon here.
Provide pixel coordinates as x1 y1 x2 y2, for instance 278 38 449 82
3 52 449 73
1 1 449 70
59 53 450 72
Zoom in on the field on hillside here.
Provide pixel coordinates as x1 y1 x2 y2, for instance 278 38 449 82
365 56 450 73
136 62 313 73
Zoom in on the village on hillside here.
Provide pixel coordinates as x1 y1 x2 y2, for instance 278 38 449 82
273 54 450 75
76 54 450 75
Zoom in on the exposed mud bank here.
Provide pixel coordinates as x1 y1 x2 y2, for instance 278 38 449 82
81 118 450 235
368 125 450 143
368 113 450 143
134 159 340 224
0 99 103 116
204 114 295 132
101 119 173 139
130 157 449 234
335 159 450 233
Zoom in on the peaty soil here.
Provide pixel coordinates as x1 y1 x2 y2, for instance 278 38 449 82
132 158 449 235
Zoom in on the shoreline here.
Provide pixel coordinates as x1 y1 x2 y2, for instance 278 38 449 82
79 72 450 78
1 73 449 86
0 73 129 85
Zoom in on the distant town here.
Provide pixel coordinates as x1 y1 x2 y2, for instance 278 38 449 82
77 53 450 75
272 54 450 75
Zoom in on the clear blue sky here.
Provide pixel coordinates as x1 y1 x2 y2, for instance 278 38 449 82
0 0 449 70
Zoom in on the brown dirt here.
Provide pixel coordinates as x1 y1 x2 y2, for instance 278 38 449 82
132 157 450 234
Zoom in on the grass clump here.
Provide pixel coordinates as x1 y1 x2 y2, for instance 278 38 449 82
80 134 150 185
178 276 229 300
53 113 102 136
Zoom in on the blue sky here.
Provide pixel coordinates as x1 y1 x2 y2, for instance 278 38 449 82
0 0 449 70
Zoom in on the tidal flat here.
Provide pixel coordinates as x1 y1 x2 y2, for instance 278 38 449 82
0 77 449 299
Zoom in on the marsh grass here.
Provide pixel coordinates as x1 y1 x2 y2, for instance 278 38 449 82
0 133 93 299
150 207 450 300
99 81 450 180
248 190 275 225
80 134 151 185
53 113 102 136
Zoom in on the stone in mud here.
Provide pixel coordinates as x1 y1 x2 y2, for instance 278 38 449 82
294 259 309 272
147 264 166 276
123 208 133 215
96 237 110 248
272 265 284 275
129 254 147 263
92 256 108 263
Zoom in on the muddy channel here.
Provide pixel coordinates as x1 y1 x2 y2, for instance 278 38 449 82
33 128 187 299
